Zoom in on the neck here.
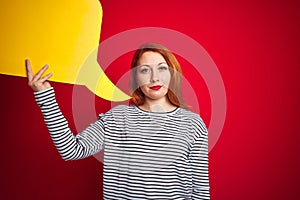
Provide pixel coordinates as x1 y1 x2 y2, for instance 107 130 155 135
140 96 177 112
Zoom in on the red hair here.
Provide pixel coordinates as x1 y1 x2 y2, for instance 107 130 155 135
130 42 187 108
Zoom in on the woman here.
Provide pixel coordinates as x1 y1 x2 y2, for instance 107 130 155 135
26 43 210 199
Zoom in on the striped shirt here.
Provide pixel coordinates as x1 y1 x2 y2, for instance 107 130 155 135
34 87 210 199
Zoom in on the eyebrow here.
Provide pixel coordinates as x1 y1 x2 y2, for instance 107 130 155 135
138 62 167 67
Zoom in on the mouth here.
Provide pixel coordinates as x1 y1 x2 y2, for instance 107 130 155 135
150 85 162 90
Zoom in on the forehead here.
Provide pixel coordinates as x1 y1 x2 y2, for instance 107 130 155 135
138 51 166 65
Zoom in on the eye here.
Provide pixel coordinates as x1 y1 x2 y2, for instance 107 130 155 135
138 66 150 74
158 64 169 71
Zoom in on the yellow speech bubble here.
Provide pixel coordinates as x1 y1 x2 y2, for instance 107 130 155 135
0 0 130 101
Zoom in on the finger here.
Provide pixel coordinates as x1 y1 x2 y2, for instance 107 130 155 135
39 72 54 83
25 59 34 81
33 64 49 82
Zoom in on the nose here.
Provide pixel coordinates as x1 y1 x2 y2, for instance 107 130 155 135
150 68 159 83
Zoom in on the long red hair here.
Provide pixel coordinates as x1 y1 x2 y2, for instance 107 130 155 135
130 42 187 108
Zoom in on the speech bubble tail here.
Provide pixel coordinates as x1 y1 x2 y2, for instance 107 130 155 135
92 74 131 101
75 48 130 101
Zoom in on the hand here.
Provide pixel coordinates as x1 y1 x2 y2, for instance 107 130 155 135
25 59 53 92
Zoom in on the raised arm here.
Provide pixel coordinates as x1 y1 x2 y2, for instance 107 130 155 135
25 59 105 160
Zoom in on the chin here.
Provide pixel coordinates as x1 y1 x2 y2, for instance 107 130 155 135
140 86 169 100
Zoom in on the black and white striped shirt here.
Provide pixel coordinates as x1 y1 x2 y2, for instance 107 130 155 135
34 87 210 199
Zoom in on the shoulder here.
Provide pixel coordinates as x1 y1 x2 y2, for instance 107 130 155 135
98 105 134 120
179 108 208 136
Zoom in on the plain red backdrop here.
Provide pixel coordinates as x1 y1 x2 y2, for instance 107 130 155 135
1 0 300 199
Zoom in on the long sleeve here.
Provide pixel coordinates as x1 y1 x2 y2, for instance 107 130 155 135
34 87 105 161
189 116 210 199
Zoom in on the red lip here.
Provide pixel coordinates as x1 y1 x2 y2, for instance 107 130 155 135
150 85 162 90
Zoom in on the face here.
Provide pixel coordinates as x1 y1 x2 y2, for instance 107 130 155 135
135 51 171 102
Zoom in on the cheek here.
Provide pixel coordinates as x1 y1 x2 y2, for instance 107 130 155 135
161 72 171 85
136 74 150 86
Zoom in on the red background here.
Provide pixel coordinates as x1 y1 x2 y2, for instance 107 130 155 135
1 0 300 199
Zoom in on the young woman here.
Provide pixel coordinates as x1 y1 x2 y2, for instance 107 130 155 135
26 43 210 199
